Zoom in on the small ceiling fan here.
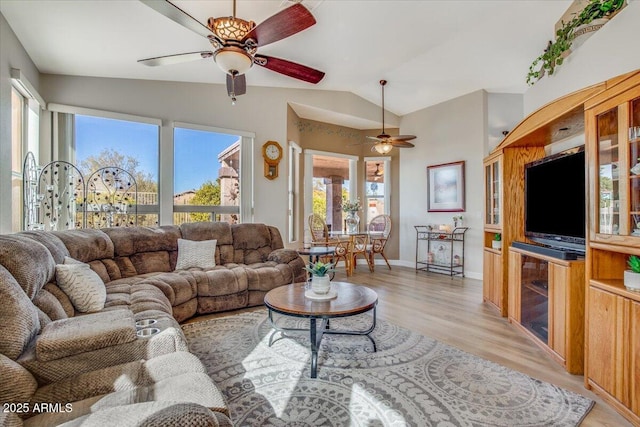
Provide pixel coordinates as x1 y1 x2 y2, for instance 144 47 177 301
138 0 325 103
374 163 383 178
368 80 416 154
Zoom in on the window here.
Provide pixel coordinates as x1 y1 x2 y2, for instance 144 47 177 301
74 114 160 226
10 80 40 232
364 157 391 226
173 125 242 225
288 141 301 242
304 150 358 233
51 106 254 227
11 88 24 231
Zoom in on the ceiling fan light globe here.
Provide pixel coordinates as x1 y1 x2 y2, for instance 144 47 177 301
373 143 393 154
214 48 253 75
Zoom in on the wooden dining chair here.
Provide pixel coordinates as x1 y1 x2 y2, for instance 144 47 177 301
307 213 351 273
350 233 370 274
366 214 392 271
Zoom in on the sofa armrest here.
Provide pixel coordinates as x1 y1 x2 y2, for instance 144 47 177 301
267 248 302 264
36 310 136 362
56 402 222 427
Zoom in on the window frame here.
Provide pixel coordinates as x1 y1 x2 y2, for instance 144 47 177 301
303 149 359 226
363 156 391 226
9 69 42 232
288 141 302 243
172 122 254 225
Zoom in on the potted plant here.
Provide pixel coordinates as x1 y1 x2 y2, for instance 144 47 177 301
526 0 625 85
624 255 640 292
304 261 335 294
491 233 502 250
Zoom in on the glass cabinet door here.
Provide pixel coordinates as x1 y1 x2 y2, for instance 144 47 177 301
630 97 640 235
597 108 619 235
493 162 500 225
484 158 500 226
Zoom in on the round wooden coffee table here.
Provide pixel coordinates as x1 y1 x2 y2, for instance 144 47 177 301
264 281 378 378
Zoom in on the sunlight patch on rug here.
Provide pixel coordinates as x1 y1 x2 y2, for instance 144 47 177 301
182 310 593 426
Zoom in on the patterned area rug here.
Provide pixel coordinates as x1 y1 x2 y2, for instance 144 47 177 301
182 310 593 426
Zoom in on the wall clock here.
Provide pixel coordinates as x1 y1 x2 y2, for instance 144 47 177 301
262 140 283 180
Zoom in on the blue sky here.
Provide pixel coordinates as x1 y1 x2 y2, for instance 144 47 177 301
76 115 239 194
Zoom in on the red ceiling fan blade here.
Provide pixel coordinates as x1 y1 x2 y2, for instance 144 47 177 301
254 54 324 84
226 73 247 97
139 0 218 41
388 135 417 141
242 3 316 47
391 140 415 148
138 51 213 66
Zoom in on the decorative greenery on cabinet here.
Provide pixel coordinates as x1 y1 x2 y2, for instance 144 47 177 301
526 0 625 85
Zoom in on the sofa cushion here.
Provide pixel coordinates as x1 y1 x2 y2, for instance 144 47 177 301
104 282 173 315
33 288 69 321
189 267 248 297
175 239 217 270
43 283 75 317
180 222 234 264
90 372 228 415
31 352 206 405
104 226 180 257
0 265 40 360
0 353 37 404
38 402 223 427
130 251 172 275
36 310 136 362
0 235 55 299
55 257 106 313
52 229 114 263
137 273 198 307
18 231 70 264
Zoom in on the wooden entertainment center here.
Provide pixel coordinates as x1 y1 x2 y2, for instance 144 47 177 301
483 70 639 425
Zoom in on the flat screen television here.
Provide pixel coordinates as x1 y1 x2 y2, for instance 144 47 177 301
524 147 586 253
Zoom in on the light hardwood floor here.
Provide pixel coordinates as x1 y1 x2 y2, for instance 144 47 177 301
192 265 632 427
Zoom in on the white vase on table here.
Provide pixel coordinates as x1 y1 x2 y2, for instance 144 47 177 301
311 275 331 294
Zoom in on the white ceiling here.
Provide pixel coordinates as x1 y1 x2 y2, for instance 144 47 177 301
1 0 571 123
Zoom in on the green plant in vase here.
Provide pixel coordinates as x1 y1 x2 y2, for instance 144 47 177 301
305 261 335 295
624 255 640 292
492 233 502 250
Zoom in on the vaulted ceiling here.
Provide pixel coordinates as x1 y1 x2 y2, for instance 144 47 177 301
1 0 571 120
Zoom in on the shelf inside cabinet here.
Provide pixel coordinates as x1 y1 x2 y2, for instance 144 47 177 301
589 278 640 302
523 280 549 297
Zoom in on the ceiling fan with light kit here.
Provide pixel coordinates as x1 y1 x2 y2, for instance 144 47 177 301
367 80 417 154
138 0 325 103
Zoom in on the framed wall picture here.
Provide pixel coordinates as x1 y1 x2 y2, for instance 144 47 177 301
427 160 465 212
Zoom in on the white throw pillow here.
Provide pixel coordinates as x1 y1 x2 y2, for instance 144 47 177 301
55 257 106 313
175 239 217 270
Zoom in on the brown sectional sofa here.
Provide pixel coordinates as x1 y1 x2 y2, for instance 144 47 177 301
0 222 306 426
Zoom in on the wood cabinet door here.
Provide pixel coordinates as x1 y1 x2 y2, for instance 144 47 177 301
549 263 567 360
483 251 495 305
587 287 624 401
632 300 640 415
492 252 503 311
483 250 503 310
508 250 521 322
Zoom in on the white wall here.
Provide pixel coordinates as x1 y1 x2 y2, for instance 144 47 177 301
487 93 523 154
0 14 40 233
398 90 487 279
525 1 640 113
38 74 386 237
